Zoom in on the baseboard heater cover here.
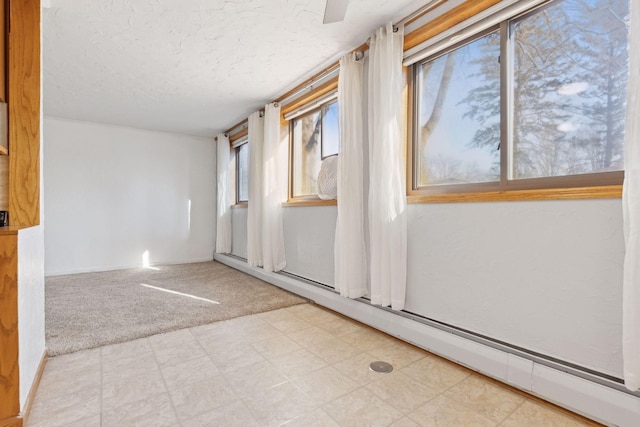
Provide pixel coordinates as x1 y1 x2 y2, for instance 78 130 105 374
214 253 640 427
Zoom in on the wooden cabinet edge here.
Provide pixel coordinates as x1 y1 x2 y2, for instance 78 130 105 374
0 416 23 427
0 233 19 422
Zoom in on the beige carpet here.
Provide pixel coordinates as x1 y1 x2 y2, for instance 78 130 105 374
45 261 306 356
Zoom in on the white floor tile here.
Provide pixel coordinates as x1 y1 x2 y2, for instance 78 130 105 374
28 305 596 427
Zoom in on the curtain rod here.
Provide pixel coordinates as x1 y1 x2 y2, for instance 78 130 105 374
220 109 266 141
277 64 340 107
396 0 448 27
277 50 365 108
214 132 229 142
218 0 449 139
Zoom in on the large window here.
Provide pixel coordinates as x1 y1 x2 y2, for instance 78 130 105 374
236 141 249 203
413 0 628 195
290 100 339 197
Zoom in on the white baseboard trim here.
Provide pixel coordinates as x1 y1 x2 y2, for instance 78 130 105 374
21 350 47 424
45 257 214 277
215 253 640 427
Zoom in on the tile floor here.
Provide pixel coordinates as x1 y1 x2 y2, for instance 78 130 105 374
27 303 599 427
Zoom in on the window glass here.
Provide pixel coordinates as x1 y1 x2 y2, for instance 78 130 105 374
511 0 628 179
413 0 629 193
291 100 341 197
292 110 322 196
417 33 501 186
237 142 249 202
322 101 340 158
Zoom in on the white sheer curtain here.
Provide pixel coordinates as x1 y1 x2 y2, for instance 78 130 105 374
335 52 367 299
262 103 287 272
247 111 264 267
368 23 407 310
623 0 640 392
215 133 232 253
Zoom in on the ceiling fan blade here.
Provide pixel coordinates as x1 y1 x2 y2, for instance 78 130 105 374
323 0 349 24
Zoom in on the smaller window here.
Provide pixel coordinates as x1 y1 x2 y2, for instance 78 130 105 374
291 100 340 197
236 142 249 203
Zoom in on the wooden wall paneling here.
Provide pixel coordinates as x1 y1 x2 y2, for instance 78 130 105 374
0 232 19 422
0 0 7 156
8 0 40 227
0 417 22 427
0 0 6 103
0 155 8 211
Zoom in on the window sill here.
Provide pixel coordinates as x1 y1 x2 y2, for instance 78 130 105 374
407 185 622 204
232 203 248 209
283 198 337 207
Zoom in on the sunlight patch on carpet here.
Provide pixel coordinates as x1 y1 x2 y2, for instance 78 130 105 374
140 283 220 304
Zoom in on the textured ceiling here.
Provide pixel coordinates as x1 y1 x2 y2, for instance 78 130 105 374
43 0 428 137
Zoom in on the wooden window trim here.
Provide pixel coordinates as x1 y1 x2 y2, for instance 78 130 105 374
283 197 337 207
229 128 248 145
281 78 338 118
404 0 503 52
405 0 625 204
408 185 622 204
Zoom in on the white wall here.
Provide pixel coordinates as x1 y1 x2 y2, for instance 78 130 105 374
231 197 625 378
18 226 46 409
44 117 215 275
231 207 248 259
404 199 624 378
282 206 336 285
231 206 336 284
231 206 337 286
